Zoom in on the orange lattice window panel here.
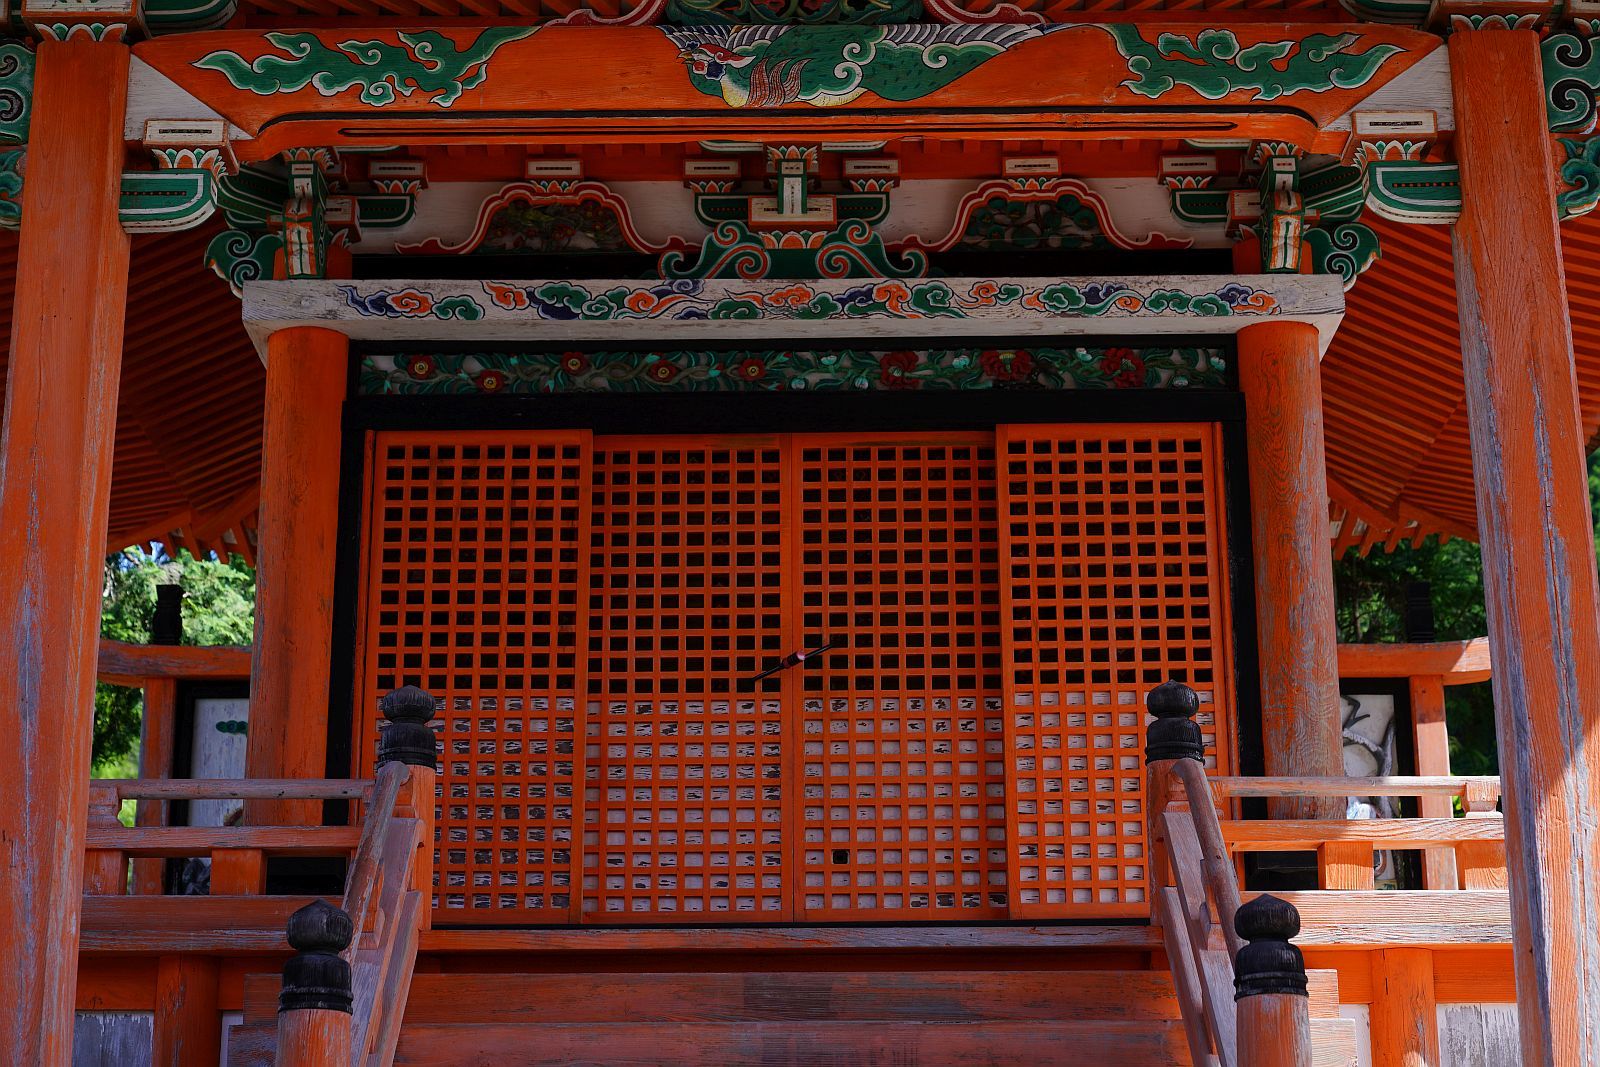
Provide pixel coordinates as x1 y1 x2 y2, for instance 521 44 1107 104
581 437 790 922
794 435 1008 921
996 424 1235 919
358 431 591 923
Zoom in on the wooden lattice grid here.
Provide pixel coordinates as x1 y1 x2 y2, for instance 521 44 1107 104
995 424 1235 918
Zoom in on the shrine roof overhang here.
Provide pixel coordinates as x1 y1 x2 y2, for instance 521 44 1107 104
129 22 1447 163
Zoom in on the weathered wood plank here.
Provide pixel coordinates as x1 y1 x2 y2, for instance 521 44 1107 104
418 924 1166 954
1319 842 1377 890
97 779 371 801
1336 640 1492 683
392 1020 1192 1066
80 896 329 954
98 639 251 687
1439 1004 1521 1067
85 825 360 857
1222 819 1504 851
1253 892 1511 947
1368 948 1438 1067
0 39 133 1066
1210 776 1497 801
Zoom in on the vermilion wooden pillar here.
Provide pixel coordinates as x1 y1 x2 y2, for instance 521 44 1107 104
1236 321 1344 817
245 327 349 825
1451 27 1600 1065
0 38 131 1065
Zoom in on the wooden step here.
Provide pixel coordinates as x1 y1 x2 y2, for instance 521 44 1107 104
394 1020 1193 1066
1310 1017 1360 1067
402 969 1187 1024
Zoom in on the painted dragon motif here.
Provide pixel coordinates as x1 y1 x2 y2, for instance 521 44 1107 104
1099 26 1404 101
195 27 537 108
662 24 1061 108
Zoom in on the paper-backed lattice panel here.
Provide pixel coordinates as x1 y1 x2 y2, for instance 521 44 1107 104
360 431 590 923
794 435 1009 920
995 424 1234 919
581 437 790 921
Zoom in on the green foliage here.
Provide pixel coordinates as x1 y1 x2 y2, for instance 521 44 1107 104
92 547 256 774
1331 450 1600 777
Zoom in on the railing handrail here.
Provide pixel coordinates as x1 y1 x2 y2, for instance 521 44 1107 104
1170 758 1247 960
90 777 373 801
340 761 409 964
1210 774 1501 802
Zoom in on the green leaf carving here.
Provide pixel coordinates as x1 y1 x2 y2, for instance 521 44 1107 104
1102 26 1403 101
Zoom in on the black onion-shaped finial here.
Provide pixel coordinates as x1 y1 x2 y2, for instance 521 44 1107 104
1233 894 1308 1000
279 900 354 1014
377 685 438 768
1145 680 1204 763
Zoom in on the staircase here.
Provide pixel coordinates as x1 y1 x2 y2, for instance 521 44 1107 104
230 961 1356 1066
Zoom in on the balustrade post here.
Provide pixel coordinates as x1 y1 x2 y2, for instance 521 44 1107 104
82 789 128 895
379 685 438 906
276 899 354 1067
1235 895 1312 1067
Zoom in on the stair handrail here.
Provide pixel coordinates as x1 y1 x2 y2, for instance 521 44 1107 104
276 686 438 1067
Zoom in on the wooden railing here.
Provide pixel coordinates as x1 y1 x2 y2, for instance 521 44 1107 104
1144 682 1508 1067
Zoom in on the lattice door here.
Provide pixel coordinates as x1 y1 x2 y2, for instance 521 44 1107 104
793 434 1009 921
995 424 1235 919
358 431 591 924
580 436 790 922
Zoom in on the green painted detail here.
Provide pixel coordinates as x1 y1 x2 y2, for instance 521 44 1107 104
0 42 33 146
659 220 926 279
1335 0 1429 23
144 0 236 33
957 191 1116 250
1299 162 1366 223
119 171 217 233
359 346 1230 396
1559 138 1600 220
1101 27 1403 101
205 229 283 297
1171 188 1228 225
218 164 289 229
662 24 1058 109
1304 222 1380 291
0 147 22 231
339 285 486 319
1365 161 1460 224
356 193 417 229
665 0 920 24
1546 33 1600 134
195 27 537 109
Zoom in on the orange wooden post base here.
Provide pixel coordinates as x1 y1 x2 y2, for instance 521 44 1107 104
245 326 351 826
277 900 355 1067
0 36 132 1065
1237 321 1344 818
1234 895 1312 1067
1451 26 1600 1065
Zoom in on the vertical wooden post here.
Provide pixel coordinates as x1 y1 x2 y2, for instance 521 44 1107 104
1237 321 1344 818
1450 26 1600 1065
1409 675 1459 889
379 686 439 910
245 327 350 826
0 37 131 1066
1234 894 1312 1067
152 955 221 1067
134 676 179 894
276 899 354 1067
82 788 129 895
1369 948 1439 1067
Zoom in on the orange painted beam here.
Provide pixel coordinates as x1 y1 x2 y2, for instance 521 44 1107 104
1238 321 1344 818
99 638 252 687
1336 639 1492 684
1451 26 1600 1067
0 38 131 1066
244 327 349 826
132 24 1441 162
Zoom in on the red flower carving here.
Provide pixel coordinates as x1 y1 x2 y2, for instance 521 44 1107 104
1099 347 1146 388
647 360 680 383
404 354 436 380
879 350 920 389
474 370 506 394
979 349 1035 381
734 356 767 381
560 351 589 374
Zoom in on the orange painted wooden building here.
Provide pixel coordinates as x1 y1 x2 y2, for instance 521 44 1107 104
0 0 1594 1062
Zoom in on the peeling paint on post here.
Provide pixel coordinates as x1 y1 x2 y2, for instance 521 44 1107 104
0 38 133 1066
1451 26 1600 1067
